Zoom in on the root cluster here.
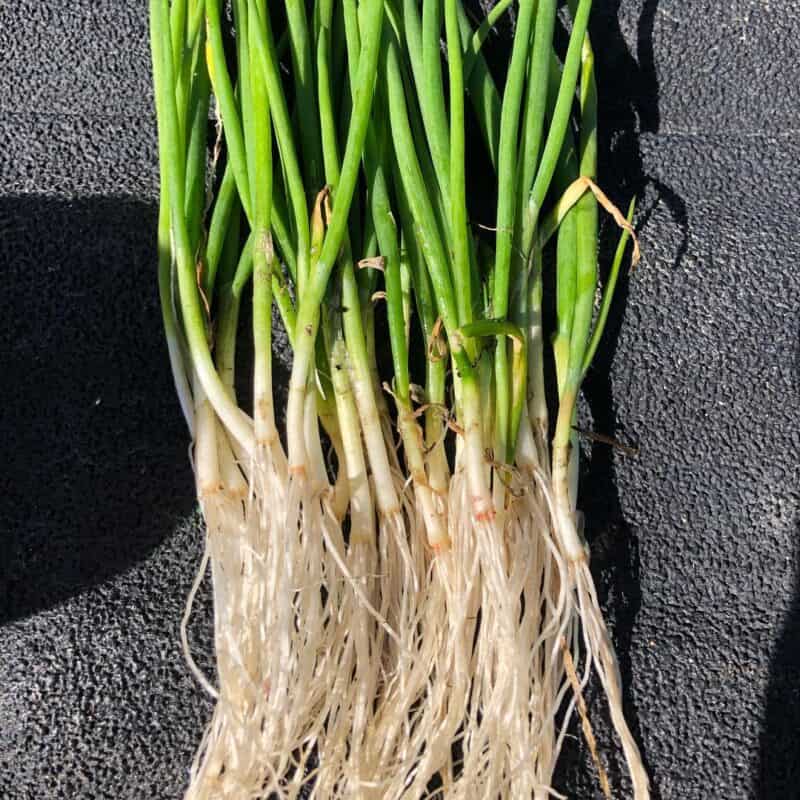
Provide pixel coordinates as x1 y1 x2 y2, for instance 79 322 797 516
182 411 649 800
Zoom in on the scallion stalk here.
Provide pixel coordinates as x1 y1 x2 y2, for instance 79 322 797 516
150 0 649 795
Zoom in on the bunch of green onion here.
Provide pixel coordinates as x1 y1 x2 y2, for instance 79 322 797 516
150 0 648 796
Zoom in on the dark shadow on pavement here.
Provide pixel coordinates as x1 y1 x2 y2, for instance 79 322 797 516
755 335 800 797
0 195 195 624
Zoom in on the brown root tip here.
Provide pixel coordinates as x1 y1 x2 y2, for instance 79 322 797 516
198 482 224 498
472 500 496 523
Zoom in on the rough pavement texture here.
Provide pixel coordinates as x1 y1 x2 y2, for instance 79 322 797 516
2 1 799 798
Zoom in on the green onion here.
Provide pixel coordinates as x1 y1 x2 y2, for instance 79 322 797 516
150 0 649 796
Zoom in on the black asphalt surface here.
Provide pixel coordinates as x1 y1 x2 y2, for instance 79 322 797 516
2 2 799 797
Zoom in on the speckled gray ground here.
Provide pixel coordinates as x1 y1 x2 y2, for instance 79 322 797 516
1 2 799 798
